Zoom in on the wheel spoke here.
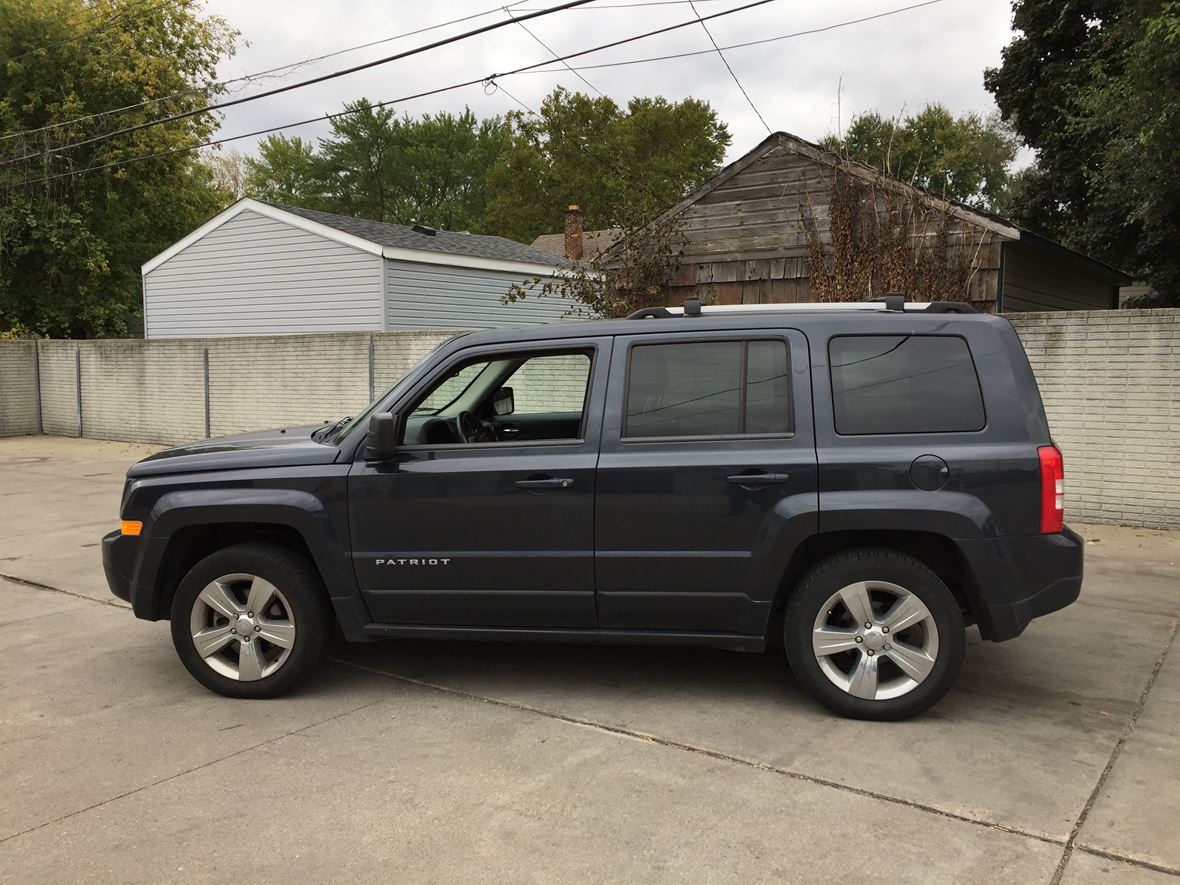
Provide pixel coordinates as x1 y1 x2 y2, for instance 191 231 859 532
198 581 242 620
885 639 936 682
245 577 279 616
838 582 874 626
237 639 266 681
256 618 295 650
847 652 880 699
812 626 860 657
192 625 235 659
880 593 930 633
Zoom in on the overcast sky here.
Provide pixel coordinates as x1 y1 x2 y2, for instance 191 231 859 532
201 0 1017 164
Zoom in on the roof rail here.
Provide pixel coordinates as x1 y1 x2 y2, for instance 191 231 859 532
626 296 977 319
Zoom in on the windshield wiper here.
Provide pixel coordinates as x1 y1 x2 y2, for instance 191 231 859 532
313 416 351 442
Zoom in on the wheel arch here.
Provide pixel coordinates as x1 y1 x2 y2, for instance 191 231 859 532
770 530 974 623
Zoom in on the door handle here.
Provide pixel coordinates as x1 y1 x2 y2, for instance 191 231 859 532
726 472 789 486
500 423 521 437
515 477 574 490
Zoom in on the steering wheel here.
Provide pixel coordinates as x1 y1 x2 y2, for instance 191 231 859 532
457 410 494 444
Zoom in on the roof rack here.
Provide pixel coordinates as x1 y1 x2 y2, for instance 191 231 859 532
626 294 977 319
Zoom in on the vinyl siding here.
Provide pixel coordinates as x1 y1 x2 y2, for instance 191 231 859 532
143 209 384 338
384 260 580 329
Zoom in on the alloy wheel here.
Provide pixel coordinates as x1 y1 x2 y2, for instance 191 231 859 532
811 580 939 701
188 573 296 681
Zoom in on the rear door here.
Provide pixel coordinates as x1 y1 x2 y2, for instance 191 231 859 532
594 328 819 636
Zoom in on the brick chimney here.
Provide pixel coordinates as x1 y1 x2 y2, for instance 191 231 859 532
564 204 584 260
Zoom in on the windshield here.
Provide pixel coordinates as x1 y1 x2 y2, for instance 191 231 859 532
333 335 466 442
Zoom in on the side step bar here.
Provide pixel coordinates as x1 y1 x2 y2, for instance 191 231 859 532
361 623 766 653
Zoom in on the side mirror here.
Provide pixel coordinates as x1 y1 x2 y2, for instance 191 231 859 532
492 386 515 416
363 412 400 461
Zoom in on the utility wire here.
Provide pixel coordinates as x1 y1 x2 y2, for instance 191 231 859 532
1 0 780 192
503 6 608 98
521 0 950 75
1 0 599 167
688 0 771 133
0 0 531 144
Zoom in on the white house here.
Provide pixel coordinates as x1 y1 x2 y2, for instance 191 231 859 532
140 199 578 338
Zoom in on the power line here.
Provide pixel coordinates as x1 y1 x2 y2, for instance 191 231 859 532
521 0 950 75
0 0 532 144
1 0 599 167
688 0 771 133
1 0 780 192
503 6 609 99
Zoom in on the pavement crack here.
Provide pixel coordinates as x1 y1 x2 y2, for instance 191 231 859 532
1049 617 1180 885
327 656 1067 850
1075 846 1180 879
0 572 122 608
0 697 384 847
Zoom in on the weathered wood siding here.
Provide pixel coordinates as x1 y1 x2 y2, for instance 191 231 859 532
663 138 1005 310
143 209 386 338
1001 241 1118 311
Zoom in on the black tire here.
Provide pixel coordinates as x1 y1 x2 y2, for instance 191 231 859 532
783 548 965 721
170 543 332 699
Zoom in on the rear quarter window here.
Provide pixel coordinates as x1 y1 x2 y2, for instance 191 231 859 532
829 335 985 435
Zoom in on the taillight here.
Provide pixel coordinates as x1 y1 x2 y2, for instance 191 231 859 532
1038 446 1064 533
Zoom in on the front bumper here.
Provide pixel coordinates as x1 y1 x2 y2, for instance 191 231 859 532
101 530 135 603
957 526 1084 641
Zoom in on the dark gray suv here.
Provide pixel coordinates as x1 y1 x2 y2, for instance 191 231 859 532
103 297 1082 720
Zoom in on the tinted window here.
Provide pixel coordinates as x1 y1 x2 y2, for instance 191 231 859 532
625 340 792 439
829 335 984 435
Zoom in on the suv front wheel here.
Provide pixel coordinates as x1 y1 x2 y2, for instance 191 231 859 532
784 548 965 720
170 543 332 699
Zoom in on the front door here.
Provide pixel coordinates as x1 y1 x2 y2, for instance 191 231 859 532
348 338 611 628
594 329 818 636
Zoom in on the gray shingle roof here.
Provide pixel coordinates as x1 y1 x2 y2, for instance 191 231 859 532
267 202 574 268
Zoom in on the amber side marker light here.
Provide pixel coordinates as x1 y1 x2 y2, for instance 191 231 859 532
120 520 143 537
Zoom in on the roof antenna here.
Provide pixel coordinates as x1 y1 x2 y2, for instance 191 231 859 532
683 295 702 317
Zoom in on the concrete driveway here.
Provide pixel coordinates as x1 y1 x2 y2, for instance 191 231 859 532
0 435 1177 884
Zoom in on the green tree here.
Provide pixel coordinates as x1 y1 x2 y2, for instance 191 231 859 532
819 104 1019 210
0 0 237 337
481 87 731 242
244 105 509 232
243 135 330 208
985 0 1180 302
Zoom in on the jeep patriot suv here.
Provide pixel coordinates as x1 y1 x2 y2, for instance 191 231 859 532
102 297 1083 720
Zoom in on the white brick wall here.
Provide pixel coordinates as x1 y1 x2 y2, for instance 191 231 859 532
0 342 39 436
36 341 79 437
1008 309 1180 529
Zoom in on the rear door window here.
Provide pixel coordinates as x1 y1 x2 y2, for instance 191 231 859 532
624 340 792 439
829 335 985 435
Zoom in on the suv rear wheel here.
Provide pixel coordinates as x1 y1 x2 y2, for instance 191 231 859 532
783 548 965 720
170 543 331 699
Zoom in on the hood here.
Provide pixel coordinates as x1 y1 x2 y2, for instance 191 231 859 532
127 424 341 477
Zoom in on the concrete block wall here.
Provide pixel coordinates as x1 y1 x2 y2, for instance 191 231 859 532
0 341 39 437
206 333 372 436
36 341 80 437
1008 309 1180 528
79 338 206 444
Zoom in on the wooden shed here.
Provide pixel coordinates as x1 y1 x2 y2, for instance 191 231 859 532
618 133 1129 312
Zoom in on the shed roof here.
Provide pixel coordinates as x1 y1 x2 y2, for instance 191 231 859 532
142 199 573 277
271 203 576 268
